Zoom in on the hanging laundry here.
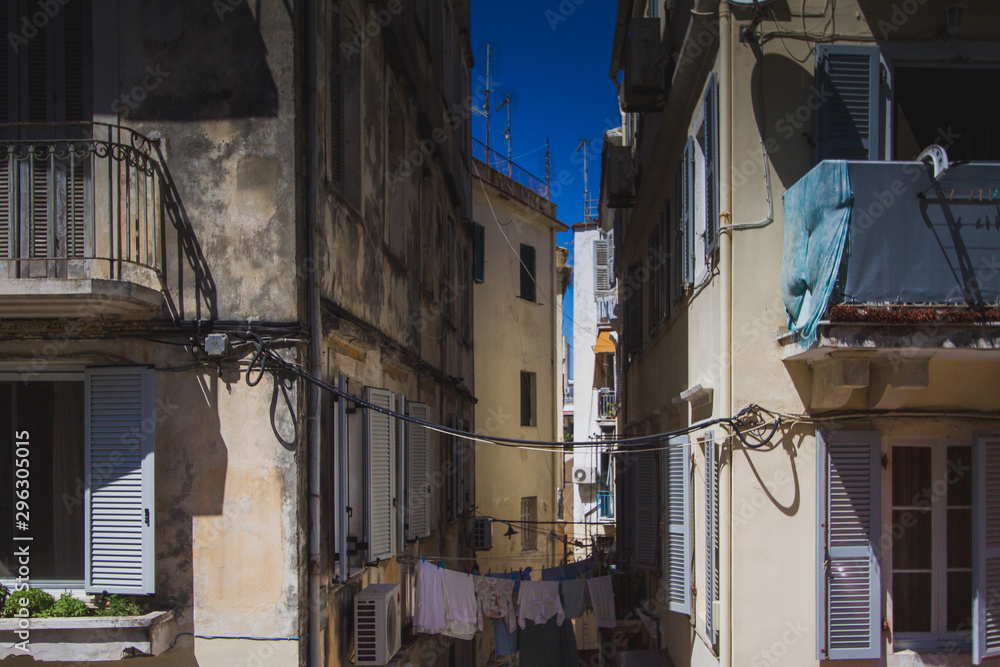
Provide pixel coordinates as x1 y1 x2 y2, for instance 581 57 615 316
587 575 616 628
564 556 596 579
560 578 590 619
488 570 529 656
519 615 579 667
518 580 565 628
541 565 565 581
474 575 517 632
441 569 481 640
414 561 447 634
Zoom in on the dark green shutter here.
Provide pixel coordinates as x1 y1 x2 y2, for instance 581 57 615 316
815 45 882 162
519 243 536 301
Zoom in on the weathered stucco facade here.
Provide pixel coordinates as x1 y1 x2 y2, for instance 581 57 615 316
606 1 1000 666
0 1 474 665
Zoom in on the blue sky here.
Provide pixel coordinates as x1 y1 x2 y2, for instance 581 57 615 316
470 0 621 370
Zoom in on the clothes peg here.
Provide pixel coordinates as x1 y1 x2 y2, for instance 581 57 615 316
437 561 444 570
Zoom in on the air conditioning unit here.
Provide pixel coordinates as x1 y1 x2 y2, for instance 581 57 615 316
471 517 493 551
624 17 665 111
354 583 401 665
605 144 634 208
573 467 596 484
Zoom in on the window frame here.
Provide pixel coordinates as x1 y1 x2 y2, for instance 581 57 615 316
519 243 536 302
520 371 536 428
887 437 973 652
520 496 537 552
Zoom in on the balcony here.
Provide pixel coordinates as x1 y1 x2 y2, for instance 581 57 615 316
597 299 615 327
0 123 164 319
597 388 617 420
780 159 1000 409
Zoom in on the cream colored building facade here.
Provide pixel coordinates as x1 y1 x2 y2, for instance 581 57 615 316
471 156 568 583
605 1 1000 666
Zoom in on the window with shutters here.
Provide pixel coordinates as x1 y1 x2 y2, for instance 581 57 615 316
890 441 972 651
519 243 536 302
705 435 720 646
701 75 719 260
814 44 883 163
1 0 93 275
520 371 536 427
405 402 432 541
594 236 613 302
0 368 155 595
364 387 397 561
520 496 537 552
664 435 691 614
673 138 695 300
816 430 881 660
327 1 343 185
634 450 659 569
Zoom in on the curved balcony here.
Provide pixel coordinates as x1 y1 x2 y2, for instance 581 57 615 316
0 123 164 319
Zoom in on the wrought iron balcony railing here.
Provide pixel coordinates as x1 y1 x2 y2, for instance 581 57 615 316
598 388 617 420
0 123 162 286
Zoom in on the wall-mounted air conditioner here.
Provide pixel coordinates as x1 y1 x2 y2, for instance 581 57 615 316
354 583 401 665
471 517 493 551
605 145 634 208
573 467 596 484
624 17 665 111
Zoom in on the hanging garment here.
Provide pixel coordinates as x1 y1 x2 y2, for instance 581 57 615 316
560 578 590 619
414 561 447 634
564 557 596 579
441 569 481 640
488 571 528 654
587 575 616 628
519 616 579 667
475 575 517 632
493 618 518 656
518 580 565 628
541 565 565 581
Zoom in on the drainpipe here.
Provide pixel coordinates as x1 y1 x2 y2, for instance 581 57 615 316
717 6 733 667
304 0 323 665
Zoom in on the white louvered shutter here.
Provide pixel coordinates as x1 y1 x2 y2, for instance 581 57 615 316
816 430 881 660
974 434 1000 663
705 434 719 645
815 45 882 162
85 367 155 595
634 450 659 569
665 435 691 614
703 75 718 259
365 387 397 561
406 402 431 540
594 237 612 299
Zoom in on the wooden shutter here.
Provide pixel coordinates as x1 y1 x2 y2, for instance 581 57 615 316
815 45 881 162
703 74 719 259
328 1 342 183
816 430 881 660
519 243 536 302
85 367 155 595
365 387 397 560
660 203 670 320
595 237 612 296
406 402 431 540
705 434 719 644
665 435 691 614
974 434 1000 664
634 450 659 569
473 223 485 283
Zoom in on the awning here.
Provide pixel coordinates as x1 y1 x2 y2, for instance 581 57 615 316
593 331 615 354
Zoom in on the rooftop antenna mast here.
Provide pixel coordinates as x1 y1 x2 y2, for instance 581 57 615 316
497 93 512 176
484 44 493 153
576 140 597 223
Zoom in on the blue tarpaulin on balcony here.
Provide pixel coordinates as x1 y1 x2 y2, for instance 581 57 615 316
781 160 854 346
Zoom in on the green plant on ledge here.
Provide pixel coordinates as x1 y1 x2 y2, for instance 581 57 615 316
37 592 90 618
92 593 147 617
2 587 54 617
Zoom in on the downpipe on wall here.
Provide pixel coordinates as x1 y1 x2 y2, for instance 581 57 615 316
304 0 323 664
